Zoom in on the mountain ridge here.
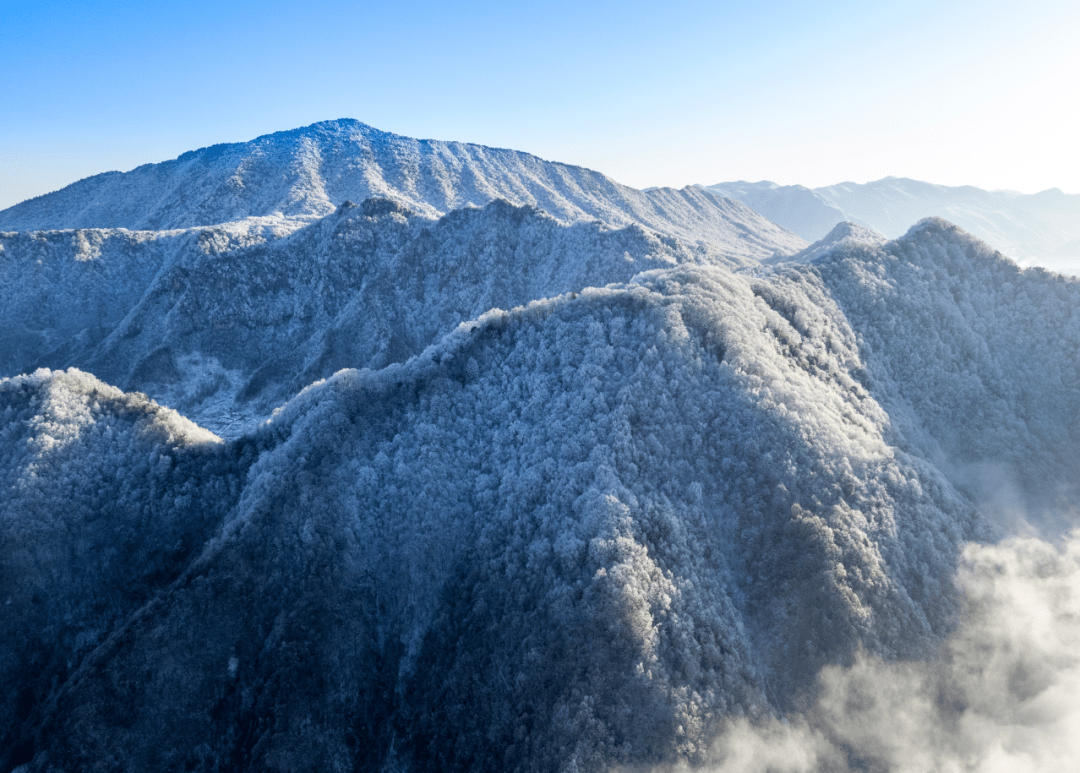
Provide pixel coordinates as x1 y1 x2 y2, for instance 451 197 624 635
0 198 759 435
0 119 805 257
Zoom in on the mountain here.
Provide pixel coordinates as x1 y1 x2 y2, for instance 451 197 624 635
4 218 1078 771
772 220 887 265
0 119 805 256
706 177 1080 262
0 198 759 435
812 218 1080 526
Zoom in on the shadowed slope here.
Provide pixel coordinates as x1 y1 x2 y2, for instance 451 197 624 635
3 257 998 771
0 370 244 770
2 218 1078 772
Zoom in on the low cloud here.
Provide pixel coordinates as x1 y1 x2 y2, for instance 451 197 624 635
688 530 1080 773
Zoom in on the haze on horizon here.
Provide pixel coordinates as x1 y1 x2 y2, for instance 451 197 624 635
2 0 1078 211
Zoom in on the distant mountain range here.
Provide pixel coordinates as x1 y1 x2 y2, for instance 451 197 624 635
706 177 1080 263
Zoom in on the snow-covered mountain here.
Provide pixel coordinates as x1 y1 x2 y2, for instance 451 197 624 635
809 218 1080 525
771 220 887 265
3 121 1079 772
0 119 804 255
1 198 759 435
3 213 1078 771
707 177 1080 262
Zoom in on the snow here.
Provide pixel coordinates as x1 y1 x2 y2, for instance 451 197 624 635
770 221 887 265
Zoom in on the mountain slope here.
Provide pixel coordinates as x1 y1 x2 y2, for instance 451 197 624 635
0 216 293 381
770 221 887 265
3 117 1079 772
0 119 805 256
811 218 1080 526
819 178 1080 259
0 264 982 772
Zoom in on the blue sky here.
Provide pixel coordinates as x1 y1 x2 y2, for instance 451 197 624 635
2 0 1078 209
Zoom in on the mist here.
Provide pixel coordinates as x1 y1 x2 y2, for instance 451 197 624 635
666 528 1080 773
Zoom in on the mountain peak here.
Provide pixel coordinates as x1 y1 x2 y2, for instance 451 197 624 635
0 121 805 258
784 220 886 263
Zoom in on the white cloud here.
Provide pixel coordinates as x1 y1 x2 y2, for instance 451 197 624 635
692 531 1080 773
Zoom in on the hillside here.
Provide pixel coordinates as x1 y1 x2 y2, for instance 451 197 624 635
3 120 1078 772
812 218 1080 526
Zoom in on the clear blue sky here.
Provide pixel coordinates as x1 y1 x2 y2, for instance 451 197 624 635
2 0 1078 209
